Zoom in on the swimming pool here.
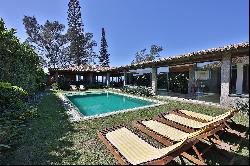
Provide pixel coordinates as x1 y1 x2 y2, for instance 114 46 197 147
62 91 162 120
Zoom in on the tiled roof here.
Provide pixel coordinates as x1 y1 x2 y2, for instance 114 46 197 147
49 42 249 73
50 64 113 72
113 42 249 70
202 56 249 69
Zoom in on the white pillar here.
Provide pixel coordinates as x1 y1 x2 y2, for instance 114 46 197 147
106 72 110 87
220 54 231 106
236 63 244 94
152 67 158 95
123 71 127 86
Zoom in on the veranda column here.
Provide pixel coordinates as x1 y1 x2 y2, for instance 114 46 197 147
89 72 93 84
123 71 127 86
93 74 96 83
166 66 170 92
236 63 244 94
128 72 132 85
220 53 231 106
106 72 110 87
152 67 158 95
188 64 197 95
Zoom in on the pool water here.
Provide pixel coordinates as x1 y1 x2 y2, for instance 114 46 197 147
66 92 155 116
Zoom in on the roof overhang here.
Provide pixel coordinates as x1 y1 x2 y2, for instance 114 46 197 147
48 42 249 74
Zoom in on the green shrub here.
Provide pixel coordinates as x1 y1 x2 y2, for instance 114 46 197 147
0 82 28 112
0 107 38 152
121 85 154 97
235 100 249 115
0 82 38 153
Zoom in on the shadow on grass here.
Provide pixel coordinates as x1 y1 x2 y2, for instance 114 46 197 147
1 92 81 165
182 128 249 165
198 141 249 165
214 122 248 153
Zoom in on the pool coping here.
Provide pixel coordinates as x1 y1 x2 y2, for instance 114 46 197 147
57 90 166 121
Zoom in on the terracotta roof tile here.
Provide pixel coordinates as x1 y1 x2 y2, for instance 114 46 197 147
50 64 113 72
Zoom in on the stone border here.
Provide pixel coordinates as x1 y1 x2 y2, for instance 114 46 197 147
57 92 84 122
57 90 166 121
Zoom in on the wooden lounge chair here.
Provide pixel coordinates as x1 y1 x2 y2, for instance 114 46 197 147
97 124 211 165
168 109 244 137
156 109 237 132
154 109 240 152
132 115 228 165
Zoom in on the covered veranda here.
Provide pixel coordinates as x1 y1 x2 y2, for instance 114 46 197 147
109 42 249 107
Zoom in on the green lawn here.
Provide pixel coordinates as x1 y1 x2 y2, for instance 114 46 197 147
2 91 249 165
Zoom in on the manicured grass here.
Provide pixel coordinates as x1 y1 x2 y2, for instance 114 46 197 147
2 91 249 165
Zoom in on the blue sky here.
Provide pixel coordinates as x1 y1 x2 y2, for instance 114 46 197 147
0 0 249 67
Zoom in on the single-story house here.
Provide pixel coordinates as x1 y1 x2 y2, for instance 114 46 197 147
48 42 249 107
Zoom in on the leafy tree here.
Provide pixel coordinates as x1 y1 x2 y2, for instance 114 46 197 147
67 0 97 66
0 18 45 93
148 45 163 61
131 45 163 64
23 16 69 68
99 28 110 67
131 49 147 64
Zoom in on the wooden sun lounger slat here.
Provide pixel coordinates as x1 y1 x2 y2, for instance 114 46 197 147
170 110 209 123
173 109 213 122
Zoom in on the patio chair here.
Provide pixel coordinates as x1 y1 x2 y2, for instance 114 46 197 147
70 85 77 91
79 85 86 91
97 125 209 165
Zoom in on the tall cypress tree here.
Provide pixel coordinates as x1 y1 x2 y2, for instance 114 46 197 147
67 0 96 66
99 28 110 67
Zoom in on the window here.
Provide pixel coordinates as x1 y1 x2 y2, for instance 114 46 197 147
230 65 237 94
230 56 249 96
243 64 249 94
